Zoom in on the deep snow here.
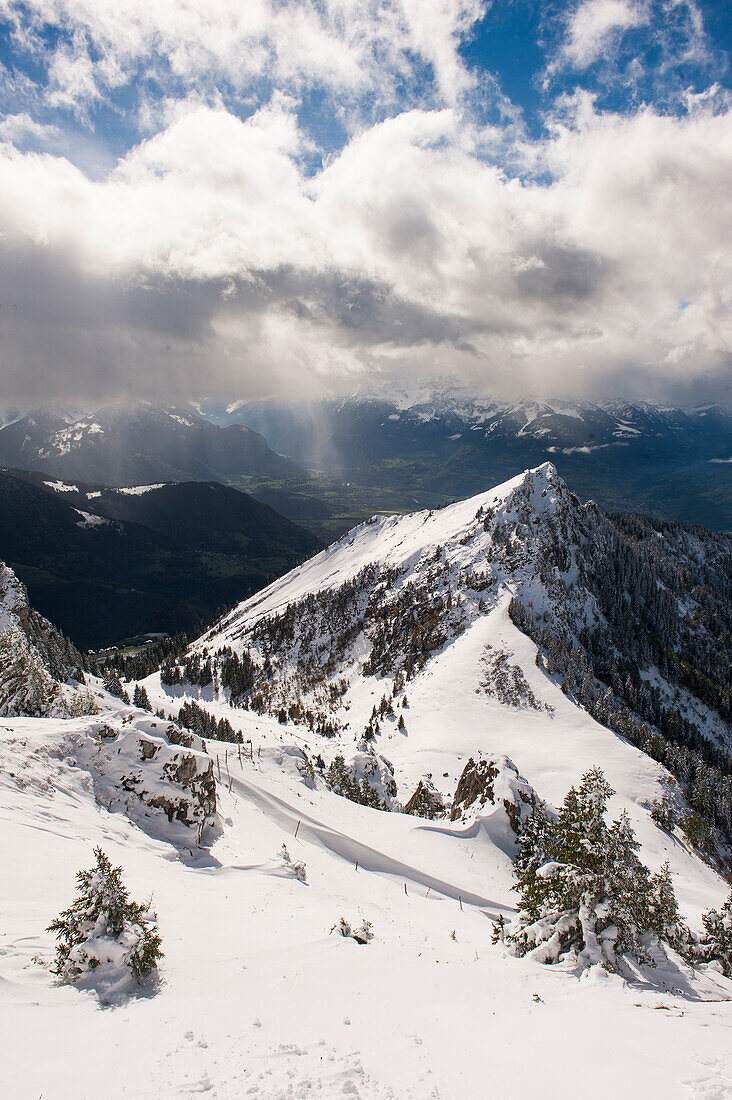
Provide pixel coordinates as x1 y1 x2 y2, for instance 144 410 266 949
2 465 731 1098
2 703 731 1099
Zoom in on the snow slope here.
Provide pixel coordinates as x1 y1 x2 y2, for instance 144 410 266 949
2 465 732 1098
180 464 729 899
2 704 731 1100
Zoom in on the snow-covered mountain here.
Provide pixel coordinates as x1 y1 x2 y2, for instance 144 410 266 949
0 561 94 717
150 463 731 861
5 393 729 530
0 402 299 485
209 388 731 456
3 465 732 1097
214 390 732 529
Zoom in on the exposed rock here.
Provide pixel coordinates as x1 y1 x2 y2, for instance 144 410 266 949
450 754 537 833
404 777 446 819
74 715 219 845
166 723 198 750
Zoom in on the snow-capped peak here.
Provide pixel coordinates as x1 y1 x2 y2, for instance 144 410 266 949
206 463 567 642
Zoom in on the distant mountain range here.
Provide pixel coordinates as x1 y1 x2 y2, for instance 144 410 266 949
0 403 298 485
0 471 320 648
204 392 732 530
1 392 729 533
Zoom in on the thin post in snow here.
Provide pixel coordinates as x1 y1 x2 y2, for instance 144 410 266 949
404 883 408 896
459 895 463 911
294 819 300 839
355 860 358 872
216 754 221 781
426 887 431 897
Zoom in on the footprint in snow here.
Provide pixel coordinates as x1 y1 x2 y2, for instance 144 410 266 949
181 1073 214 1094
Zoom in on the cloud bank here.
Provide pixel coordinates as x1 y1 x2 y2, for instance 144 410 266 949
0 0 730 406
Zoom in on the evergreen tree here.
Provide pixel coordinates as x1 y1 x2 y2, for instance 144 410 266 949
48 848 163 984
133 683 151 711
502 767 685 971
696 892 732 977
513 803 555 920
647 861 691 953
103 673 130 704
650 778 678 831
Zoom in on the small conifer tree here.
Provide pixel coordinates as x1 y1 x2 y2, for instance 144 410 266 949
103 673 130 704
696 892 732 976
331 917 373 944
48 848 163 985
133 683 152 711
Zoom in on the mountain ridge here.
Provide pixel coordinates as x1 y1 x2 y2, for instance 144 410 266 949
210 392 732 530
0 402 300 486
167 462 731 860
2 465 732 1096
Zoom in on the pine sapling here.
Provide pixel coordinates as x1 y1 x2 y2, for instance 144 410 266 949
48 848 163 985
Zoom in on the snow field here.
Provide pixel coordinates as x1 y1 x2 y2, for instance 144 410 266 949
2 712 732 1098
2 463 732 1097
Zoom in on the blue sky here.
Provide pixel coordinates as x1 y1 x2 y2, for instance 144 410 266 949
0 1 730 405
1 0 728 166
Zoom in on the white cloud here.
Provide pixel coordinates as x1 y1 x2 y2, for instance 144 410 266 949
0 0 729 406
0 112 60 145
0 92 729 404
0 0 486 113
562 0 648 69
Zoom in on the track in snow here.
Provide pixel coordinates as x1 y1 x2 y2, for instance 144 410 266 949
223 771 509 917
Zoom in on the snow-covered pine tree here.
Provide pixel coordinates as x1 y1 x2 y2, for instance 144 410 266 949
331 917 373 944
133 683 152 711
500 767 686 972
603 810 658 964
0 628 65 716
513 802 555 919
48 848 163 986
650 778 678 831
696 892 732 976
104 673 130 704
0 628 96 717
646 861 692 954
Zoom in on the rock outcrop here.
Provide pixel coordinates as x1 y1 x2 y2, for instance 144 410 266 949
74 715 219 845
450 754 536 833
404 777 446 819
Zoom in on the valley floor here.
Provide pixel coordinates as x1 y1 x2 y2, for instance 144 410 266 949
2 709 731 1100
